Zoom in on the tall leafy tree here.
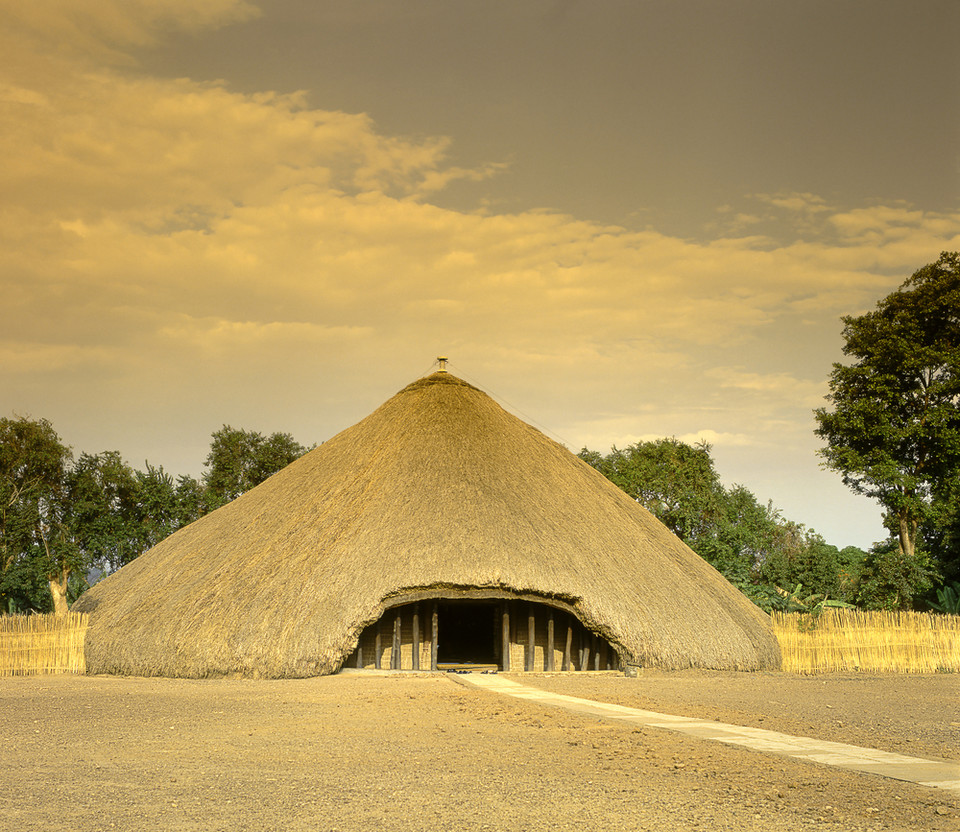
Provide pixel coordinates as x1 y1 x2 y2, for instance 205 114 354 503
66 451 141 577
203 426 309 507
579 439 725 547
814 252 960 602
0 417 75 613
580 438 857 610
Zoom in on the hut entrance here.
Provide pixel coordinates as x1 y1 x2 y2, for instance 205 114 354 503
346 595 621 673
436 600 498 668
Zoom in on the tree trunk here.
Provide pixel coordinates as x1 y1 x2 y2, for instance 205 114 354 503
897 514 917 559
48 568 70 615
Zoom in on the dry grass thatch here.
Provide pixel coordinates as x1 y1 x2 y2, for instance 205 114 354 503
772 609 960 674
74 372 781 678
0 612 88 676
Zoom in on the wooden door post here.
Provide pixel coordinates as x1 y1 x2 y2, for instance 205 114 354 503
392 611 402 670
501 603 511 671
412 604 421 671
546 610 555 672
526 604 535 672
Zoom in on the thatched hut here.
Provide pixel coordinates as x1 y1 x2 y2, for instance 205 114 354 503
75 371 781 677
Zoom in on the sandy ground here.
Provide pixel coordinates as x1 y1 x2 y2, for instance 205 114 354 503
1 670 957 832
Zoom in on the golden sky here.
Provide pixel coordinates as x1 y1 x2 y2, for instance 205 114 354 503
3 0 959 547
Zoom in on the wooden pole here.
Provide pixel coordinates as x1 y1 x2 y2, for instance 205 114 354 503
546 610 555 672
431 602 438 671
392 611 402 670
412 603 420 671
374 620 382 670
592 633 599 671
526 604 535 672
563 618 573 671
356 638 363 669
501 603 511 671
581 630 589 672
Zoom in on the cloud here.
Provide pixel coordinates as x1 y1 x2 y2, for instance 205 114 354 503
707 368 827 408
159 317 374 354
754 192 831 214
3 2 960 512
0 341 116 374
0 0 259 62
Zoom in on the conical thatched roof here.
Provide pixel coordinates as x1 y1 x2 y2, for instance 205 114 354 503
75 372 781 677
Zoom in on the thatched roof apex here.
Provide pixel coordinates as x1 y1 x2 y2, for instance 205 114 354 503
76 371 780 677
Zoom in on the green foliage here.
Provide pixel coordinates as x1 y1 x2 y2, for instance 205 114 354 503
854 539 937 610
920 478 960 585
203 426 309 508
771 582 855 615
66 451 141 575
580 439 850 611
814 252 960 562
580 438 725 546
0 416 75 612
759 539 867 606
928 581 960 614
1 415 312 608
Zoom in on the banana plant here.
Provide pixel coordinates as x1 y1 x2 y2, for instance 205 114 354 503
776 583 855 615
929 582 960 615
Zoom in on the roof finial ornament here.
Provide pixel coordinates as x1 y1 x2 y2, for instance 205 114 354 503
437 356 448 373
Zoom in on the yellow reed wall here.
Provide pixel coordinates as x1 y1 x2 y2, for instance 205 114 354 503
9 608 955 678
0 612 88 676
772 609 960 674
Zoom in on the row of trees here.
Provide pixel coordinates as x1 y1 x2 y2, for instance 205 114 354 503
4 254 957 615
580 253 960 613
0 422 309 614
578 439 876 611
815 252 960 609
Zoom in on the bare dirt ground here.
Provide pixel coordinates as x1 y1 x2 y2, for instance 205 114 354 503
1 670 957 832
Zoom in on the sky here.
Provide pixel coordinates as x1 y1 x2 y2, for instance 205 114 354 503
2 0 959 549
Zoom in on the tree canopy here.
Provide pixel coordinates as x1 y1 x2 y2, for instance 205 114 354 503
203 426 310 508
578 440 860 611
814 252 960 606
0 417 76 613
1 418 311 612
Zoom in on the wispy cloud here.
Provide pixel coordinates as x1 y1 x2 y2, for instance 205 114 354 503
0 2 951 548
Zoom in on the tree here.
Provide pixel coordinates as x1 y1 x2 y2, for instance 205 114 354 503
579 439 838 610
855 539 936 610
579 439 725 547
66 451 141 578
202 426 309 508
758 537 866 606
1 417 312 610
0 417 75 613
126 466 207 555
814 252 960 582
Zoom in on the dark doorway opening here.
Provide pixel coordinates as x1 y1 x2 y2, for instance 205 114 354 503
436 601 498 665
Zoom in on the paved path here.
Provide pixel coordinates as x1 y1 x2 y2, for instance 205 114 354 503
452 673 960 797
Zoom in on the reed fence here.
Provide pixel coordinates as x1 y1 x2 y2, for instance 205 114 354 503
772 609 960 674
0 612 88 676
2 609 958 677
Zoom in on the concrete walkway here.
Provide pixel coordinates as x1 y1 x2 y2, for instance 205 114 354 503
452 673 960 797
